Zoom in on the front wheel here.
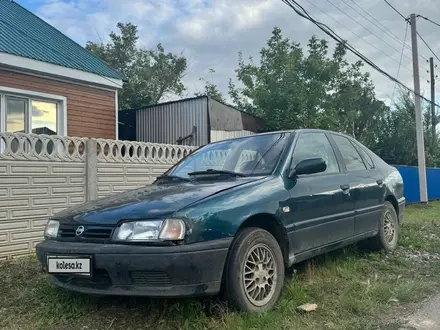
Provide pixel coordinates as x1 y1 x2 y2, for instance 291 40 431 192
362 201 399 252
224 228 285 312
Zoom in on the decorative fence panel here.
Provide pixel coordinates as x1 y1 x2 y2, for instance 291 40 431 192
0 132 193 259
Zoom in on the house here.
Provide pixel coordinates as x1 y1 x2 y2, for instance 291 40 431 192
0 0 124 139
118 96 264 146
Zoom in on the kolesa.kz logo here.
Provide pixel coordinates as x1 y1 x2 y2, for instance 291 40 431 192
56 261 83 270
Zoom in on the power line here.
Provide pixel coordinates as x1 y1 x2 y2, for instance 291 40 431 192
351 0 409 49
339 0 430 72
351 0 431 66
417 31 440 63
382 0 406 20
419 15 440 28
379 2 440 80
343 0 408 50
391 21 409 106
280 0 440 109
303 0 414 74
322 0 415 73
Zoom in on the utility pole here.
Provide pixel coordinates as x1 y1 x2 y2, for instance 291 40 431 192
430 57 436 142
410 13 428 203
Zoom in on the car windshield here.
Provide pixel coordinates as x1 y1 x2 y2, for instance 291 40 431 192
165 133 290 178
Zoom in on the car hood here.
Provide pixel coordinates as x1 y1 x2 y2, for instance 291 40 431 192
54 177 261 225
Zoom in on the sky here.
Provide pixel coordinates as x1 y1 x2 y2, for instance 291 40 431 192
17 0 440 106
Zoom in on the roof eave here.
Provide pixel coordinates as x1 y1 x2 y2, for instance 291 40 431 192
0 52 123 89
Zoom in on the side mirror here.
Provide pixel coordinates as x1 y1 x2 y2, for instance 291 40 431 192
289 158 327 178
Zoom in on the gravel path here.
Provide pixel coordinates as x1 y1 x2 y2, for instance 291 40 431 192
399 293 440 329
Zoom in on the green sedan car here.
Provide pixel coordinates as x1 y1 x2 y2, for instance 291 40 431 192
37 129 405 312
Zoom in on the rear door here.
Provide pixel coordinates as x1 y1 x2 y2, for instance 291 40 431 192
330 134 384 235
286 132 355 253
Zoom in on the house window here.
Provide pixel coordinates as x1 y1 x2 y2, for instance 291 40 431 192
31 100 58 135
0 88 66 136
6 96 27 132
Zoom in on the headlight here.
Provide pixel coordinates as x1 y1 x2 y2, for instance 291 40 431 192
113 219 186 241
44 220 59 238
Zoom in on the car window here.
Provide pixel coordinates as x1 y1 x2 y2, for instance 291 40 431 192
291 133 339 174
168 133 289 178
355 144 375 169
332 135 367 171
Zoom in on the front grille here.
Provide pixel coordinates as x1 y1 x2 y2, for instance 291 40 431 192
130 271 171 286
58 224 114 242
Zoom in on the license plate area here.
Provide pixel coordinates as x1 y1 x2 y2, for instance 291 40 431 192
47 256 92 277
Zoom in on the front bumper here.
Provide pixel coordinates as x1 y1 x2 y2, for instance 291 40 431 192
36 238 232 297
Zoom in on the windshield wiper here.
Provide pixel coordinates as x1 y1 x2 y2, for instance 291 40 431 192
187 169 246 177
155 174 191 182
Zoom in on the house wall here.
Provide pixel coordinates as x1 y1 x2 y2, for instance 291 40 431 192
0 132 194 259
0 69 116 139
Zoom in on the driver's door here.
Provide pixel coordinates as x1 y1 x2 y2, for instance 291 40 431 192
285 132 355 254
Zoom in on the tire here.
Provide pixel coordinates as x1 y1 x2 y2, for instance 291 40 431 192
224 227 285 312
362 201 399 252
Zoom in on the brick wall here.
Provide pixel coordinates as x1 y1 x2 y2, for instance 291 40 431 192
0 69 116 139
0 133 194 259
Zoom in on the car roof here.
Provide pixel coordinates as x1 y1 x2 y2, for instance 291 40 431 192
207 129 359 146
256 129 355 138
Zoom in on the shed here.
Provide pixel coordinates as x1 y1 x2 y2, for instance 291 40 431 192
118 96 264 146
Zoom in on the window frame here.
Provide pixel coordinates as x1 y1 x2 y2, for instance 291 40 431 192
0 86 67 135
352 140 375 170
288 132 342 177
329 133 368 172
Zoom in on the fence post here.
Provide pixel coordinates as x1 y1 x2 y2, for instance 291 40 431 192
85 139 97 201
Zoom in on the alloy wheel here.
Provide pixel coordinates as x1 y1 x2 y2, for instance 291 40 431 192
243 243 277 307
383 210 396 244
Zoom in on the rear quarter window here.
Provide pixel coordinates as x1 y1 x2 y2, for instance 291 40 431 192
354 143 375 169
332 135 367 172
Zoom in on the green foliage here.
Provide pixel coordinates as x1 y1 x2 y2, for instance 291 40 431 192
86 23 438 167
228 27 388 145
228 27 440 166
86 23 187 109
195 69 225 102
372 91 440 167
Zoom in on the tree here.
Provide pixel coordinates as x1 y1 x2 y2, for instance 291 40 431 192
86 23 188 109
372 91 440 167
228 27 388 144
194 69 225 102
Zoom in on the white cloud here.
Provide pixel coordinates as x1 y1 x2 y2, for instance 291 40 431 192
34 0 440 105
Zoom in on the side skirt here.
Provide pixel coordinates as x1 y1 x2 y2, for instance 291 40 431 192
289 230 378 266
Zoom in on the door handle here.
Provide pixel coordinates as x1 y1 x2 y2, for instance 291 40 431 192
376 179 384 186
340 184 350 194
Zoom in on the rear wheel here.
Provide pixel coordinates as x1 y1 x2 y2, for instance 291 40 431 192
224 228 285 312
362 201 399 252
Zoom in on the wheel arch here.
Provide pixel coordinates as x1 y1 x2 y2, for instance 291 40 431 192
385 194 399 218
236 213 289 266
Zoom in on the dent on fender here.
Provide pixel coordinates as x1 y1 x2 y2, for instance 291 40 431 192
384 170 404 197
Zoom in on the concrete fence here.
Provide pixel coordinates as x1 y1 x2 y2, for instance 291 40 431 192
0 132 194 260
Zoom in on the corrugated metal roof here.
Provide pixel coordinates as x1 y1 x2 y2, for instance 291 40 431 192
0 0 123 80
